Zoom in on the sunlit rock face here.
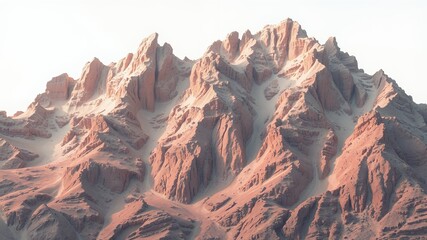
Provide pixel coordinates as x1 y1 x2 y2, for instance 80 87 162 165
0 18 426 239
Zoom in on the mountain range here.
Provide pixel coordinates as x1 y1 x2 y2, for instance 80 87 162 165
1 18 427 239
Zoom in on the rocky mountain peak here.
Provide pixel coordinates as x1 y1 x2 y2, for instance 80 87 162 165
131 32 159 74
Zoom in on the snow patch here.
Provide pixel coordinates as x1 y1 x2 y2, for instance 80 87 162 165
137 78 189 192
245 75 292 162
326 71 378 190
0 118 71 167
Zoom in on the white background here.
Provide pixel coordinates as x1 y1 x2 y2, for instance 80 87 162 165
0 0 426 114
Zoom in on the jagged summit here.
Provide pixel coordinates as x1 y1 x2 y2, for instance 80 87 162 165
0 19 426 239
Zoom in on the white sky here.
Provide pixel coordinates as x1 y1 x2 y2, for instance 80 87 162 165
0 0 426 115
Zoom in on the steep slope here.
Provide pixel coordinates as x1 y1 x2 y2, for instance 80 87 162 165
0 18 426 239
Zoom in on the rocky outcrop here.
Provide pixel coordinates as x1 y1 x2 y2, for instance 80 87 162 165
2 192 52 232
283 197 319 239
70 58 107 106
149 98 252 203
0 103 53 138
257 19 313 69
317 37 368 109
230 199 288 239
132 34 157 111
76 160 143 193
155 42 180 101
319 129 338 178
46 73 76 100
0 138 39 169
105 33 190 113
283 191 343 239
308 65 346 111
49 194 103 239
27 205 78 240
99 198 194 239
61 110 148 158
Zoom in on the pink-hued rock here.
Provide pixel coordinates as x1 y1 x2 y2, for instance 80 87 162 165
214 54 254 91
70 57 106 106
230 199 288 239
65 160 143 193
105 33 189 113
155 42 176 101
27 204 78 240
125 33 159 111
149 95 252 203
0 102 53 138
0 138 39 169
308 65 345 111
222 31 240 59
116 53 133 73
319 129 338 178
45 73 75 100
259 19 308 68
99 198 194 239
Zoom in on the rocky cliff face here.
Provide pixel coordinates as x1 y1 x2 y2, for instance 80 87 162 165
0 18 426 239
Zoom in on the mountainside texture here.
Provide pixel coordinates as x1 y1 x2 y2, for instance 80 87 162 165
1 19 427 240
